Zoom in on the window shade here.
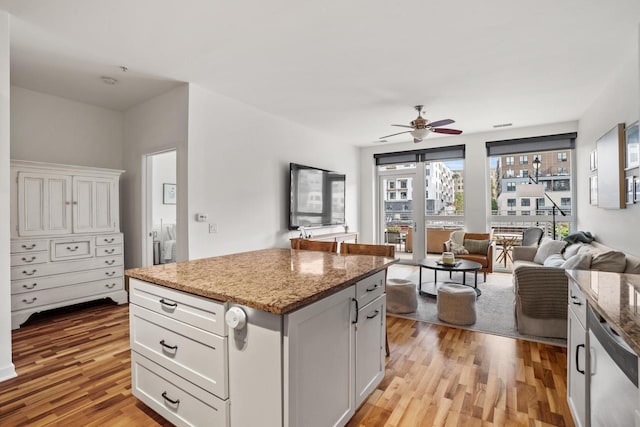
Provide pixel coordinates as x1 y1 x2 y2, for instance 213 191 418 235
485 133 576 157
374 144 465 165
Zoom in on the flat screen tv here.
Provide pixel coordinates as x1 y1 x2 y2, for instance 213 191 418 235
289 162 345 230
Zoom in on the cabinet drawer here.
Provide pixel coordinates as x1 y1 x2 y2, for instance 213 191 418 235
96 245 122 257
10 240 48 253
96 234 123 246
130 305 228 399
355 270 386 307
12 278 124 310
10 251 48 267
11 255 123 280
130 279 227 336
12 267 123 295
132 352 229 427
51 238 93 261
568 279 587 328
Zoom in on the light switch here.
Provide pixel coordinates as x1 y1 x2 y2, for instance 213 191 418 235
209 223 218 233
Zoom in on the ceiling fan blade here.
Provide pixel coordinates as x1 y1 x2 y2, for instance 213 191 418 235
428 119 455 128
432 128 463 135
379 130 412 139
413 138 422 143
391 124 414 129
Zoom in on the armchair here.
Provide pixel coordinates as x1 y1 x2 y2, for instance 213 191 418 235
443 232 494 280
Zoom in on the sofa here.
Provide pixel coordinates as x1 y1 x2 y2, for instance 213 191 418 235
512 238 640 339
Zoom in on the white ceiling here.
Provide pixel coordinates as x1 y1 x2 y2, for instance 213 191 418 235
1 0 640 145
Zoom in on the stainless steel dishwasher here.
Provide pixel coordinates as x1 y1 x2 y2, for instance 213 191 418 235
588 305 639 427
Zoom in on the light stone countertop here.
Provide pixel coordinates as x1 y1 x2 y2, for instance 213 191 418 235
566 269 640 355
125 248 396 314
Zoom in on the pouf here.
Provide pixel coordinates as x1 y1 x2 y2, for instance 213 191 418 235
386 278 417 314
437 283 477 325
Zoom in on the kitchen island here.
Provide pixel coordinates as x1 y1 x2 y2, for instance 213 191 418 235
126 248 396 427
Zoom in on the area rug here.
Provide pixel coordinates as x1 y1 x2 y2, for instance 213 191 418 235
387 264 566 347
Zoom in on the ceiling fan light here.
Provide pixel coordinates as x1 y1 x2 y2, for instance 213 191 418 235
410 128 428 139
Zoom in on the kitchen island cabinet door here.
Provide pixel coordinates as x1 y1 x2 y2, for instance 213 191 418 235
284 286 356 427
356 294 386 408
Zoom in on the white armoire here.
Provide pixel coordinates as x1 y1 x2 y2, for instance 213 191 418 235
10 160 128 329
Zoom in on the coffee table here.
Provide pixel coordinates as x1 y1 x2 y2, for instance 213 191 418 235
418 259 483 297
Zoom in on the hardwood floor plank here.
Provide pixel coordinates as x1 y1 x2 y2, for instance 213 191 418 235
0 302 575 426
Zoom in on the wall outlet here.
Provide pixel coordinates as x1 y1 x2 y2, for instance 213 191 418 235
196 213 208 222
209 223 218 233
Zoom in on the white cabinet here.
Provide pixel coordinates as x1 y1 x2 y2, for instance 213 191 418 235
356 294 386 408
567 279 588 427
10 160 126 329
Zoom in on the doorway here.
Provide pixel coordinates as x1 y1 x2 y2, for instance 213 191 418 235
142 149 177 267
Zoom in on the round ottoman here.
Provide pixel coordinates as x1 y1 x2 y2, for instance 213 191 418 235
437 283 477 325
386 278 417 314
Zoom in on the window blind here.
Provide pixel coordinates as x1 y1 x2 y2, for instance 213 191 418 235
485 133 576 157
374 144 465 165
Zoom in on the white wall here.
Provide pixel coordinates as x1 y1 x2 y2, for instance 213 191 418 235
10 86 123 169
0 11 16 382
122 85 189 268
152 150 177 225
358 121 579 244
187 84 358 260
576 42 640 255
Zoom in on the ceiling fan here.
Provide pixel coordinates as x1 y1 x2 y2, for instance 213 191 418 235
380 105 463 143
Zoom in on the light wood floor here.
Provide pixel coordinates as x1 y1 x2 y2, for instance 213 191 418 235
0 302 574 426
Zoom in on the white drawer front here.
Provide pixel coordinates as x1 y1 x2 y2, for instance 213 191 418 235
10 240 48 253
355 270 386 307
132 352 229 427
11 252 48 267
12 278 124 310
568 279 587 328
96 245 122 257
11 255 123 280
130 279 227 336
95 234 123 246
51 239 93 261
130 305 228 399
12 267 123 295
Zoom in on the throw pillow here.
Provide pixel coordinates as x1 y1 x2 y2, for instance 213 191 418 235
543 253 566 268
563 242 583 259
449 230 469 255
463 239 490 255
534 239 568 264
590 250 626 273
561 253 592 270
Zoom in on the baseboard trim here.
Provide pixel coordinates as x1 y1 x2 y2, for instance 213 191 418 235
0 363 17 382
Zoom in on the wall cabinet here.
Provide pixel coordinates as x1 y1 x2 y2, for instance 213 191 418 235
10 160 126 329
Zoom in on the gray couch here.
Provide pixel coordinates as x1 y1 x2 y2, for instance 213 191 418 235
512 239 640 339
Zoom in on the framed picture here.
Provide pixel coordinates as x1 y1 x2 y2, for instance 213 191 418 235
625 176 634 205
163 183 176 205
590 150 598 171
626 121 639 169
596 123 625 209
635 177 640 202
589 175 598 205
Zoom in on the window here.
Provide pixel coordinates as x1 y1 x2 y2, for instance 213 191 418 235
389 192 396 200
554 179 570 191
521 211 530 215
507 198 516 207
507 211 516 215
533 154 541 162
561 197 571 206
519 155 528 164
557 152 567 162
558 167 568 175
399 180 407 189
506 182 516 192
521 199 530 207
520 170 529 178
506 156 514 166
400 191 408 200
506 169 514 178
389 181 395 189
537 198 545 207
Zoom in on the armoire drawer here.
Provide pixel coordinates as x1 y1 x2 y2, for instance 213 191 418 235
96 245 122 257
132 352 229 427
96 234 123 246
10 251 49 267
10 240 48 253
130 304 228 399
12 278 124 310
11 266 123 295
11 255 123 280
130 279 227 336
355 270 386 307
51 238 94 261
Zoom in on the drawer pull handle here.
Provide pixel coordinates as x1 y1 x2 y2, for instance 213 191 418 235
104 238 115 243
66 245 79 251
570 296 582 306
160 299 177 308
160 340 178 351
22 297 37 304
366 310 380 319
22 283 37 290
105 283 116 289
352 298 359 324
105 259 116 265
21 256 37 263
104 249 115 254
105 271 117 277
22 269 37 276
576 344 585 374
366 284 379 292
21 243 36 250
161 391 180 405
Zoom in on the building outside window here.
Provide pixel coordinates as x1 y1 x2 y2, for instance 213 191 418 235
506 182 516 191
558 167 568 175
507 198 516 207
400 191 407 199
519 155 528 164
506 156 514 166
558 152 567 162
561 197 571 206
554 179 570 191
521 199 530 207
